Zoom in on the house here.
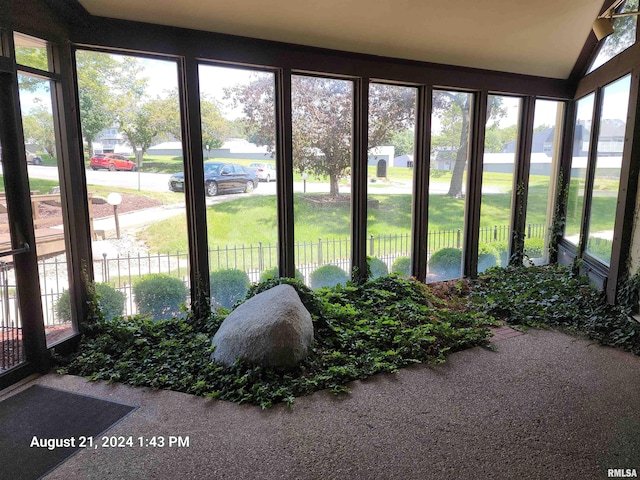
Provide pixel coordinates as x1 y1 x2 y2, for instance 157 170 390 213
93 126 131 155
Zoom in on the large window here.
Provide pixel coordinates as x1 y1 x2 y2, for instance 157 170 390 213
564 94 595 247
585 75 631 265
524 100 564 265
367 84 416 279
428 90 473 281
76 51 189 321
198 65 277 308
292 75 353 288
478 95 522 272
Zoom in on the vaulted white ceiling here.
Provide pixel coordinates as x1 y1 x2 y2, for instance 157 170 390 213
78 0 605 79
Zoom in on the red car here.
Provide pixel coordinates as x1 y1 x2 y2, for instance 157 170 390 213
90 153 137 171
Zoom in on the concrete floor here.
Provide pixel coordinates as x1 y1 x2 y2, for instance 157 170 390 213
4 328 640 480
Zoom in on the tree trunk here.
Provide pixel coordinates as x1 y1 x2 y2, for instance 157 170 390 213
447 97 470 197
329 174 340 197
447 140 468 197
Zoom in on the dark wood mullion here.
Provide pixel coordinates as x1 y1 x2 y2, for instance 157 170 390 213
351 78 368 283
411 85 431 281
578 87 604 258
464 91 488 278
50 40 93 343
0 69 48 370
576 42 640 99
275 68 295 278
607 69 640 302
552 99 577 263
510 96 535 266
180 56 209 314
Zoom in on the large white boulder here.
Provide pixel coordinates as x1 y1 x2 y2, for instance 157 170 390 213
211 284 314 369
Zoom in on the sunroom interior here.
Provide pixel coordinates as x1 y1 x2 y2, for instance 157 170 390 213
0 0 639 391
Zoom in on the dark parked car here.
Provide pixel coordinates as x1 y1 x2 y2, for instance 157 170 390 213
168 162 258 196
26 152 42 165
90 153 137 171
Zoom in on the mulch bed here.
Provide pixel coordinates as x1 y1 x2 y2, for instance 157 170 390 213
0 324 73 371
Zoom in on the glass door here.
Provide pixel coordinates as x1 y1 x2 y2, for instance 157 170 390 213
0 33 49 386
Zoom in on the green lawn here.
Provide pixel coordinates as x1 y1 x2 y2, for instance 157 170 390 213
140 169 619 253
0 176 59 194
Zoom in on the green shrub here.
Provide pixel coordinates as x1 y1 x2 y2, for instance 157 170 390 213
210 269 251 309
95 283 126 320
55 290 72 323
477 244 500 273
309 265 349 289
367 257 389 279
428 248 462 279
391 256 411 278
55 283 125 322
133 274 187 320
524 237 545 259
259 266 304 282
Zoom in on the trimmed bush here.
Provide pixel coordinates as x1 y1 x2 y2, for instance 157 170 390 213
391 256 411 278
478 244 500 273
210 269 251 309
55 283 125 322
95 283 126 320
133 274 187 321
55 289 73 323
259 266 304 282
367 257 389 279
428 248 462 279
492 240 510 267
309 265 349 290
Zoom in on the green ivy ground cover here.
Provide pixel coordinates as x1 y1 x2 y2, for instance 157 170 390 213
472 264 640 353
56 276 494 408
58 265 640 408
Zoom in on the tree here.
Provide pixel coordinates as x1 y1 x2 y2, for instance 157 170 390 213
119 104 158 158
22 104 55 157
109 58 157 161
432 93 506 197
291 76 353 196
75 51 121 155
391 129 415 158
226 77 416 196
200 95 231 148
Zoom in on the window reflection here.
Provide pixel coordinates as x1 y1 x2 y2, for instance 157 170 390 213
564 94 595 247
524 100 564 265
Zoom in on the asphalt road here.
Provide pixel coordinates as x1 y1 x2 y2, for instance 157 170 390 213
23 164 500 196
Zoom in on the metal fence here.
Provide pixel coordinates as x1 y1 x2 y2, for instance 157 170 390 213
0 223 547 370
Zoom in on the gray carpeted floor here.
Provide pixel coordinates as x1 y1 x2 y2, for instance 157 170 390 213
2 328 640 480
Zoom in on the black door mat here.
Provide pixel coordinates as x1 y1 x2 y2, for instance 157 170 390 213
0 384 136 480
